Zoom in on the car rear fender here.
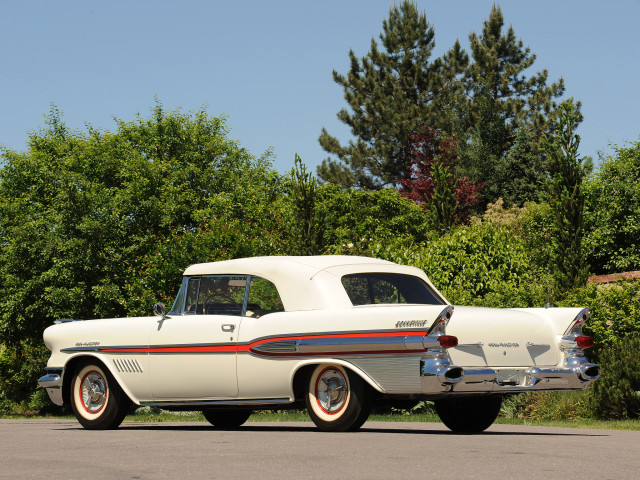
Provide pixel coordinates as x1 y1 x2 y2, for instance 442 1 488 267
290 358 386 397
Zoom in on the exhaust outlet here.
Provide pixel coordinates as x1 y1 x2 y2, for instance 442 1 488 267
578 364 601 381
439 366 464 384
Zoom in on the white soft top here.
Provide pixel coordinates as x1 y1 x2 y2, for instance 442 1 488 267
183 255 446 311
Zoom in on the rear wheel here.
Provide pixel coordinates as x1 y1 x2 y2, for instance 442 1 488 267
434 395 502 433
306 364 371 432
202 409 252 428
70 362 130 430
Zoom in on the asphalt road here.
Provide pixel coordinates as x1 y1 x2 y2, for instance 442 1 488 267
1 419 638 480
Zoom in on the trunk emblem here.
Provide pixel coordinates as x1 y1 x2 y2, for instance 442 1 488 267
488 342 520 348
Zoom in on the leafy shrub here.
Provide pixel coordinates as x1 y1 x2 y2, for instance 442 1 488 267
558 280 640 355
584 140 640 275
367 223 550 307
588 334 640 419
317 185 433 254
0 340 51 414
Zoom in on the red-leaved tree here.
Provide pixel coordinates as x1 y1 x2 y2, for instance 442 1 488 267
398 126 485 229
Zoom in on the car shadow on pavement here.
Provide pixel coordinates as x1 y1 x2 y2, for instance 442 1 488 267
55 423 608 437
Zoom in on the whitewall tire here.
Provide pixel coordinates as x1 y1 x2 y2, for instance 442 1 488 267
70 362 130 430
306 364 371 432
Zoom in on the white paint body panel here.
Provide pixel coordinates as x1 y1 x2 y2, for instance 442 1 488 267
41 255 596 406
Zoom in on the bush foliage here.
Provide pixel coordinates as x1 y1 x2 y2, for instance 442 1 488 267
1 102 639 419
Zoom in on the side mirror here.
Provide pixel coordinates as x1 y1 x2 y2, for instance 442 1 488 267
153 302 169 320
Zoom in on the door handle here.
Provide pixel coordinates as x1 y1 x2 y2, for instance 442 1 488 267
221 324 236 332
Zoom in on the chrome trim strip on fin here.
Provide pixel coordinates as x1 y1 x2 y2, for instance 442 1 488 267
564 308 591 336
427 305 454 335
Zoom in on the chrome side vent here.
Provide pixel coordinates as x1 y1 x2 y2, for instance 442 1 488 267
113 358 143 373
252 340 299 353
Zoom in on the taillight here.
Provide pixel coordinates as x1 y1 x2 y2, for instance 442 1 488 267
575 335 594 349
438 335 458 348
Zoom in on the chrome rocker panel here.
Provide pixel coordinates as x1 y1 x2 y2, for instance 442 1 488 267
421 356 600 394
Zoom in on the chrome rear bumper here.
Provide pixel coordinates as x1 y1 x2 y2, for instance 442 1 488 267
421 356 600 394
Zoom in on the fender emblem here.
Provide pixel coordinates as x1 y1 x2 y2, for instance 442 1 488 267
395 320 428 328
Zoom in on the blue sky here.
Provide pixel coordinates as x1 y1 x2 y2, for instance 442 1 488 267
1 0 639 174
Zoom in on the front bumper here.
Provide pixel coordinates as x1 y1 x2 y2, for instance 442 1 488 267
420 356 600 395
38 370 64 406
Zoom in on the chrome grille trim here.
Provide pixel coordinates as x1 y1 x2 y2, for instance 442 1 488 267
113 358 143 373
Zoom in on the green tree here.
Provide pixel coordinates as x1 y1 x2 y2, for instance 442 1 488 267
316 185 432 253
463 5 564 204
584 140 640 274
495 126 545 206
466 5 565 149
318 1 467 188
0 102 287 408
0 102 281 346
541 99 591 291
287 155 321 255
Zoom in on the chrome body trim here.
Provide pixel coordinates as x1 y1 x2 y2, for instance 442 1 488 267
113 358 144 373
54 318 84 324
420 353 600 394
61 346 102 352
252 340 299 354
526 342 550 348
38 373 62 389
420 357 464 392
298 336 407 353
140 397 292 408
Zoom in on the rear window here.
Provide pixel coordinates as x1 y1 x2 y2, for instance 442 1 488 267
341 273 443 306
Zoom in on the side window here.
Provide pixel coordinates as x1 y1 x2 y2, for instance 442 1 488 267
245 276 284 318
342 273 443 306
185 275 247 316
185 277 201 313
342 275 406 305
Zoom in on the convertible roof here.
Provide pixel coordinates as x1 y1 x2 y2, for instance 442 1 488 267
183 256 447 311
183 255 394 278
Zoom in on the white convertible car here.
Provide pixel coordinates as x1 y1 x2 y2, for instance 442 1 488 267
38 256 600 432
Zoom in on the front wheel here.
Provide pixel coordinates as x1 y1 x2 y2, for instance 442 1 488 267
305 364 371 432
70 362 130 430
202 409 252 428
434 395 502 433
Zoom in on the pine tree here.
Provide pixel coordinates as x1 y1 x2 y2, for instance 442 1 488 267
318 1 467 188
467 5 564 144
463 5 564 203
288 155 321 255
497 126 545 206
542 99 591 291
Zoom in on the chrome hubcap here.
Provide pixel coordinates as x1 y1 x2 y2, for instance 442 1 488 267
81 372 106 413
317 369 348 413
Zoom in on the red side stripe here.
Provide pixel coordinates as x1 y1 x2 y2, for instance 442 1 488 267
99 329 430 356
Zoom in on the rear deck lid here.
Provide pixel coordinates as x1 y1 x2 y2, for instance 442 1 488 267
446 306 559 367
